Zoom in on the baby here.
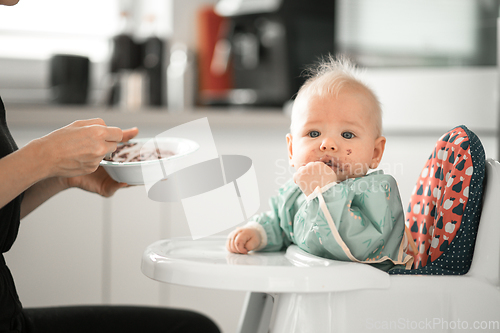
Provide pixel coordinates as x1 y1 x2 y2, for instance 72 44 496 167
226 55 413 271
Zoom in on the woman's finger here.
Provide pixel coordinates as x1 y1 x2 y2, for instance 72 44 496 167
102 126 123 143
121 127 139 142
71 118 107 127
71 119 124 143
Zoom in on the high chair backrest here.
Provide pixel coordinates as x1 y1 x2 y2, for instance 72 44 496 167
390 125 486 275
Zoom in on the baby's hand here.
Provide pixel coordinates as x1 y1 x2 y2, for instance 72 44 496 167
294 161 337 196
226 227 261 254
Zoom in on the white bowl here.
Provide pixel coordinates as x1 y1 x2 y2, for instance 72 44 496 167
100 137 199 185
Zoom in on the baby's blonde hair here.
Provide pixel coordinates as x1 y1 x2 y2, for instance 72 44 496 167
291 54 383 137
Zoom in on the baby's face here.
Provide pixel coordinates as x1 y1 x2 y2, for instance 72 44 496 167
287 86 385 182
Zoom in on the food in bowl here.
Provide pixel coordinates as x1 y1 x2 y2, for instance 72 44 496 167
103 141 175 163
100 137 199 185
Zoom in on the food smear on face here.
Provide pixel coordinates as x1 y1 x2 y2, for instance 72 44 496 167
103 142 175 163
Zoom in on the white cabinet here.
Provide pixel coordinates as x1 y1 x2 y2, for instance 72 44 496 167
107 185 164 305
5 188 104 307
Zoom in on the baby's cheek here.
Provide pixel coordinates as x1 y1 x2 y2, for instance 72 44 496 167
342 159 367 176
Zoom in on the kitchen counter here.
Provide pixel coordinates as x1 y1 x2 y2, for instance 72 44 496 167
7 102 497 137
6 104 291 130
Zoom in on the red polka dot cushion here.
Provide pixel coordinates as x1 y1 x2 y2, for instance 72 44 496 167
390 125 485 275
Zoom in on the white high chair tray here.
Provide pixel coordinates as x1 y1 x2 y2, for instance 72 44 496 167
141 236 390 293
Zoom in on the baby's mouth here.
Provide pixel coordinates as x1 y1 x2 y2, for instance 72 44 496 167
319 156 342 172
324 160 334 168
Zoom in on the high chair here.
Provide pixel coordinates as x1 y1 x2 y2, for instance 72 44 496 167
142 126 500 333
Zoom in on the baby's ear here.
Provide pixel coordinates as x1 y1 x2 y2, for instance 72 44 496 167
286 133 294 166
370 136 386 169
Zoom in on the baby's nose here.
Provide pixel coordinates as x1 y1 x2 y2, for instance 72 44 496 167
320 139 336 151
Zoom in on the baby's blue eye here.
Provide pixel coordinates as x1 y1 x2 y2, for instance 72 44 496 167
308 131 320 138
342 132 354 139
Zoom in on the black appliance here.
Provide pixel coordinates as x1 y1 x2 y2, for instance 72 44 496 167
107 33 165 106
142 36 165 106
50 54 90 104
213 0 335 106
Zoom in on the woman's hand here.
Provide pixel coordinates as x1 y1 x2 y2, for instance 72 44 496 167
293 161 337 196
63 126 139 195
11 121 138 218
33 119 125 179
65 166 128 197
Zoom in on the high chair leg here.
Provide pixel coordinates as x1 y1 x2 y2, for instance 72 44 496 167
237 292 274 333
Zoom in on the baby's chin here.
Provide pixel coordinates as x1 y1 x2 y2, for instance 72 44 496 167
338 170 372 182
318 160 349 179
336 174 359 182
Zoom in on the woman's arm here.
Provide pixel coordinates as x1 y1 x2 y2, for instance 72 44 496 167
0 119 136 218
20 165 133 219
0 138 55 213
20 176 69 219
